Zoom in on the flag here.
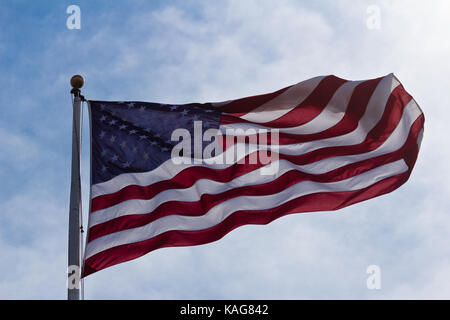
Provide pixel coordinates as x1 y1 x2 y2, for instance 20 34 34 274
82 73 424 277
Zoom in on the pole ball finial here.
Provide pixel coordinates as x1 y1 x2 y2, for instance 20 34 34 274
70 75 84 89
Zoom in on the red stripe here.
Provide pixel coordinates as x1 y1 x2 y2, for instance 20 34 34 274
84 113 423 277
83 147 420 278
214 85 293 117
90 84 410 212
274 87 411 165
219 84 409 148
222 75 348 127
90 160 264 213
87 115 424 242
221 76 381 134
84 173 409 277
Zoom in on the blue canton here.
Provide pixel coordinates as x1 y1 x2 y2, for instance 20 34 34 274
90 101 221 184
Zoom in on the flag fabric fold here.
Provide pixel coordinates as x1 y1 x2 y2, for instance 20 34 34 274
82 73 424 277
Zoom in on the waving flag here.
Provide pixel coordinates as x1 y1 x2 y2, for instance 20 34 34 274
82 73 424 276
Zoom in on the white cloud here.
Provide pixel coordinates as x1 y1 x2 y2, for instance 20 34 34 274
0 128 39 171
2 0 450 299
0 186 67 299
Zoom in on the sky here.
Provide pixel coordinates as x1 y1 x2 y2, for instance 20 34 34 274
0 0 449 299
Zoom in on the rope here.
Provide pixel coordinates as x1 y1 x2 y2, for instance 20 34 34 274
79 99 85 300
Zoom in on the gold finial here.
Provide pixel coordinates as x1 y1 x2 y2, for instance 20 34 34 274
70 75 84 89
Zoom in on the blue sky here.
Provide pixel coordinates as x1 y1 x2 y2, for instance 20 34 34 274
1 0 449 299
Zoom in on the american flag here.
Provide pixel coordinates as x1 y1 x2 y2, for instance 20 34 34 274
82 73 424 277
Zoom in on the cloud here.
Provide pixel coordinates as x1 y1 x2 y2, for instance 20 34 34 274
0 184 67 299
0 128 39 171
1 0 450 299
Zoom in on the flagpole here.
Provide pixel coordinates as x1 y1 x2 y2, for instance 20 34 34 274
68 75 84 300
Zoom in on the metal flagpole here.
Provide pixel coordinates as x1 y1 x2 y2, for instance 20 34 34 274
68 75 85 300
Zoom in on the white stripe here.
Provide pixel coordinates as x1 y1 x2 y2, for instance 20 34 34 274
296 99 421 173
272 74 400 155
89 98 421 226
239 76 325 123
91 96 420 199
90 160 287 226
91 147 237 198
221 74 398 135
85 159 408 259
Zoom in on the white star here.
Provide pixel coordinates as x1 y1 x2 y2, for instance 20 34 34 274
123 161 131 168
169 105 178 111
181 109 188 116
127 102 135 109
111 154 119 161
101 149 107 157
132 146 138 154
161 146 169 152
100 104 106 110
101 165 108 173
120 141 127 149
129 129 137 135
150 141 158 146
139 106 146 113
143 153 149 160
110 135 116 143
154 133 161 138
109 119 117 126
119 124 127 130
99 131 106 139
99 115 107 122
